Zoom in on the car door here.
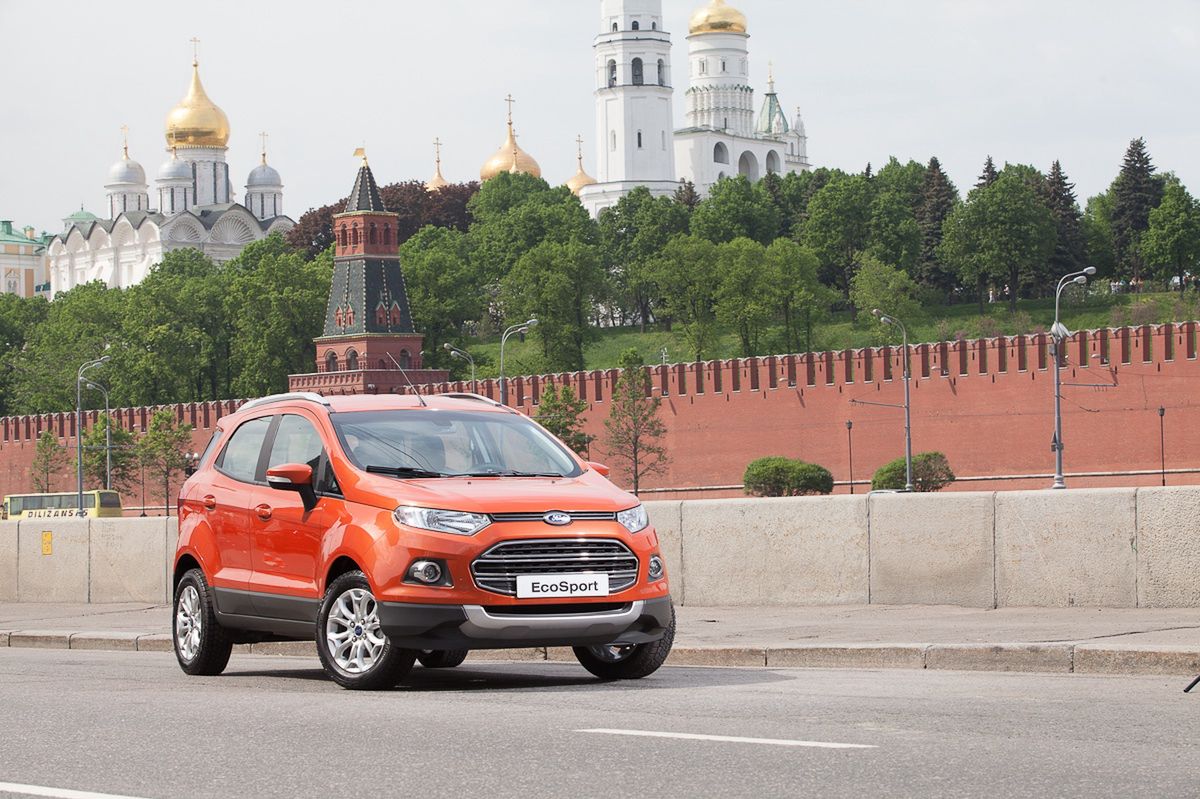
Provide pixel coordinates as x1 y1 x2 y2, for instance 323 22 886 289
207 414 274 612
248 412 342 621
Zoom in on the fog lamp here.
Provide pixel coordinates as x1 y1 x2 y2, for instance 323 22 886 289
648 555 664 581
410 560 444 585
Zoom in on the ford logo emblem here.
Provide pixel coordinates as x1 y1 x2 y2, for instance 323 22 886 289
543 512 572 526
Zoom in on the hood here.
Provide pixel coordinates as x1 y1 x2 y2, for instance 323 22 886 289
343 468 638 515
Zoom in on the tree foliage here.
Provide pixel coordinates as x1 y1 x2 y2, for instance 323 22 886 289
742 456 833 497
82 415 139 493
690 176 780 245
850 257 924 345
136 409 195 513
602 348 668 494
1142 180 1200 293
30 430 68 494
871 451 956 492
535 384 593 456
801 173 873 298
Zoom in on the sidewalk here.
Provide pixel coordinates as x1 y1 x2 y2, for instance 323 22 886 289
2 602 1198 676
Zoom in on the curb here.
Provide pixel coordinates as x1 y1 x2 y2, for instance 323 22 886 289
2 631 1198 677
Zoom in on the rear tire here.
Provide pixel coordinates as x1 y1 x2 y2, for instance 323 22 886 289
173 568 233 676
572 605 676 680
417 649 469 668
316 570 416 690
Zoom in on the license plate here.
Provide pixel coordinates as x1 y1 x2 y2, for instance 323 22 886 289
515 573 610 599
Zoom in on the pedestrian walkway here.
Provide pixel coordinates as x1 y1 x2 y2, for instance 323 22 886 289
2 602 1198 676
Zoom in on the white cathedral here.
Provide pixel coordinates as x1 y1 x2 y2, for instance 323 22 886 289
575 0 810 216
46 58 294 297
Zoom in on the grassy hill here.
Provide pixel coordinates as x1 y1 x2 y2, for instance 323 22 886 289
465 290 1198 379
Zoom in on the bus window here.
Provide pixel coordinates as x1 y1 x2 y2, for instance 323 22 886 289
99 492 121 509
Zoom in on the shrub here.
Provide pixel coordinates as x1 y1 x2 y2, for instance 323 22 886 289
870 451 956 492
743 457 834 497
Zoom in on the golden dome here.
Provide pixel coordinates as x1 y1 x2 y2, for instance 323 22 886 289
689 0 747 34
481 123 541 181
164 61 230 149
427 138 449 192
566 137 597 196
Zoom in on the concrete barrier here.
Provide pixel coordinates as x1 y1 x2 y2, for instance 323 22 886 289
681 495 869 606
1135 487 1200 608
645 501 683 603
89 517 170 604
17 518 90 602
0 521 17 602
995 488 1138 607
869 492 995 607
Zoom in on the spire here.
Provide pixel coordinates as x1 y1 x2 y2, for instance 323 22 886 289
767 60 775 94
426 137 449 192
121 124 129 159
344 148 386 212
566 134 597 196
259 131 269 165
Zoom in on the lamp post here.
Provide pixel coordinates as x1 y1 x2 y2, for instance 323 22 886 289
1049 266 1097 489
845 419 855 495
1158 406 1166 487
499 318 537 406
82 378 111 490
76 355 110 514
443 342 477 393
872 309 913 492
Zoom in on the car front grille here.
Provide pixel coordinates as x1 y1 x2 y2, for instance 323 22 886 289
471 538 639 596
489 511 617 523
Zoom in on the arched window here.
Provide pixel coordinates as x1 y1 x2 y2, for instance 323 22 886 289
652 21 657 29
631 58 644 86
607 59 617 88
368 224 377 244
766 150 781 174
346 349 359 371
337 227 346 247
637 131 643 149
713 142 729 164
399 350 412 369
721 59 727 73
612 22 618 31
325 352 338 372
738 151 760 182
383 225 392 246
351 226 360 246
632 20 639 30
657 59 666 86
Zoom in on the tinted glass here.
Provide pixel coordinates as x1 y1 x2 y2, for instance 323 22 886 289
331 409 581 478
219 417 272 483
99 491 121 508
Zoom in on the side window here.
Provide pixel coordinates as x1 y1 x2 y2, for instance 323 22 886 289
266 414 339 495
217 416 272 484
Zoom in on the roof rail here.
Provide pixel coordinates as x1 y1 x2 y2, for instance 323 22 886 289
238 392 332 412
439 392 508 409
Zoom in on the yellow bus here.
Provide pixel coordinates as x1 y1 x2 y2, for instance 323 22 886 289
1 491 123 520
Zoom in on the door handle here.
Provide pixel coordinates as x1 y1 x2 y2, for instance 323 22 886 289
254 504 273 521
202 495 217 510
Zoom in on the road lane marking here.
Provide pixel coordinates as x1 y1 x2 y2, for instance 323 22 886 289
0 782 152 799
576 728 877 749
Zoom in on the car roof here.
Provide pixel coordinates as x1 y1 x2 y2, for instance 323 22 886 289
231 392 514 419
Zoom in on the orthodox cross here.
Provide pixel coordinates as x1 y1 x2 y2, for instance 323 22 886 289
120 124 129 158
433 137 442 167
259 131 269 162
504 94 516 124
190 37 200 65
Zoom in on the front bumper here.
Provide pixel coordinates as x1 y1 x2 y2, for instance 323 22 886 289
377 595 674 649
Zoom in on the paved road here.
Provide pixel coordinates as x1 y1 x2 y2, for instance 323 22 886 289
0 649 1197 798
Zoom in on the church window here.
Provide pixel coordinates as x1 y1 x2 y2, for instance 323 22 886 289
376 304 387 326
345 305 355 326
631 58 644 86
611 131 617 151
390 304 403 326
334 306 344 327
637 131 643 149
699 60 707 76
399 350 412 369
612 22 618 31
368 224 377 244
383 225 392 245
657 59 665 86
714 142 729 164
652 21 657 29
632 20 639 30
325 352 338 372
351 226 360 246
607 59 617 88
721 59 727 73
346 349 359 371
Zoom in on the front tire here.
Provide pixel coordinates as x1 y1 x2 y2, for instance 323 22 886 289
173 568 233 676
417 649 469 669
572 605 676 680
316 571 416 690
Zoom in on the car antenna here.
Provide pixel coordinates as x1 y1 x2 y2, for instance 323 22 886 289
386 352 428 407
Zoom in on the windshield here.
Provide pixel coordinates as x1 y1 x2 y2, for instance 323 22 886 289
331 409 582 478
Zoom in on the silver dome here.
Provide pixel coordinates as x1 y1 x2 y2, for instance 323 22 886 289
157 155 192 182
106 156 146 187
246 162 282 188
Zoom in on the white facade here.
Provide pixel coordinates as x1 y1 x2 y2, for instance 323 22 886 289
580 0 812 216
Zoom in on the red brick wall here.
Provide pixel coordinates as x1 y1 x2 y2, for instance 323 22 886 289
3 324 1197 506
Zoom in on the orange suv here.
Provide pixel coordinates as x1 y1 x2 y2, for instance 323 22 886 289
171 392 675 689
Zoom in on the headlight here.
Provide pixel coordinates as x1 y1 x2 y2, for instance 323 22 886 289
393 506 490 536
617 504 649 533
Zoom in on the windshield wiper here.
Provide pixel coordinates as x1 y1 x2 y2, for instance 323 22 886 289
366 465 447 478
456 470 566 478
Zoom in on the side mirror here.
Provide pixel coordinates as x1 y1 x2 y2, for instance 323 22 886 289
266 463 318 512
587 461 611 477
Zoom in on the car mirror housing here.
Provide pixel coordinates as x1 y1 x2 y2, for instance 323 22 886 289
266 463 317 512
587 461 611 477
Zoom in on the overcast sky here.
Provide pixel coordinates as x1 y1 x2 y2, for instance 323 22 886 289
2 0 1197 235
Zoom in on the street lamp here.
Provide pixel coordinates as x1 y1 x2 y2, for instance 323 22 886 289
82 378 111 491
1158 406 1166 487
845 419 855 495
1049 266 1097 489
443 342 477 394
76 354 111 514
499 318 537 406
872 309 913 492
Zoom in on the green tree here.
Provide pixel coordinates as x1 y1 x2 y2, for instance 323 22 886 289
602 349 668 495
597 187 690 329
1043 160 1087 286
1083 192 1118 278
766 238 827 353
690 176 780 245
801 173 872 299
871 452 956 492
867 188 922 275
976 155 999 189
0 293 49 415
400 227 485 374
30 430 68 494
673 180 701 212
915 156 960 295
743 457 833 497
136 409 194 515
650 235 720 360
873 157 926 211
714 238 777 356
535 384 593 456
82 415 139 493
849 256 924 345
1142 180 1200 293
502 240 605 372
1111 137 1165 283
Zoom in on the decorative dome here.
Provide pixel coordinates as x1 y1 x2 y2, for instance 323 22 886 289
426 138 449 192
107 153 146 186
157 152 191 182
481 123 541 181
566 137 597 196
689 0 747 34
247 161 282 187
164 62 230 148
